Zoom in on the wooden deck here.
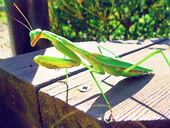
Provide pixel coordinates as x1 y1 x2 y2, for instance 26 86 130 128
0 38 170 123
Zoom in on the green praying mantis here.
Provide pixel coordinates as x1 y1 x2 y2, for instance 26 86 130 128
12 3 170 122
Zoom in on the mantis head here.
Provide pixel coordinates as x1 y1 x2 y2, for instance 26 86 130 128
29 29 42 47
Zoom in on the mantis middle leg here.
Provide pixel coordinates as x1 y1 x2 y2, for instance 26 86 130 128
81 62 116 122
98 46 121 59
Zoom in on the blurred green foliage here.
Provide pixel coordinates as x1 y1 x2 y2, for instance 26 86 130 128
48 0 170 42
0 0 6 25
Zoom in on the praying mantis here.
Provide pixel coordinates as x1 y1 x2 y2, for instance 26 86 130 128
12 3 170 122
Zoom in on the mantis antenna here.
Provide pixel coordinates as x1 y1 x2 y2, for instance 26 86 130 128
8 14 32 31
11 3 33 31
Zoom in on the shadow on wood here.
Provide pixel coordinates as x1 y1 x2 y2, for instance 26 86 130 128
74 74 154 120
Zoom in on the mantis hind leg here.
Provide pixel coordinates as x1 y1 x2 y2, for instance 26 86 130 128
123 49 170 74
97 46 121 59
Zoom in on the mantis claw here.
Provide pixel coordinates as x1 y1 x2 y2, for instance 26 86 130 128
57 80 68 83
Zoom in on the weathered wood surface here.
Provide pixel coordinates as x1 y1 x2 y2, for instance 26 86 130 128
0 38 170 127
38 92 103 128
39 39 170 121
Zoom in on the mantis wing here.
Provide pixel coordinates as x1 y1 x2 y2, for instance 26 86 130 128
92 53 153 72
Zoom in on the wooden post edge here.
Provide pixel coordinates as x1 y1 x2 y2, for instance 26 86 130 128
0 68 169 128
0 68 101 127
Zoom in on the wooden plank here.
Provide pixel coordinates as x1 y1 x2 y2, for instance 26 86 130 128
40 39 170 122
0 66 169 127
0 38 166 87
